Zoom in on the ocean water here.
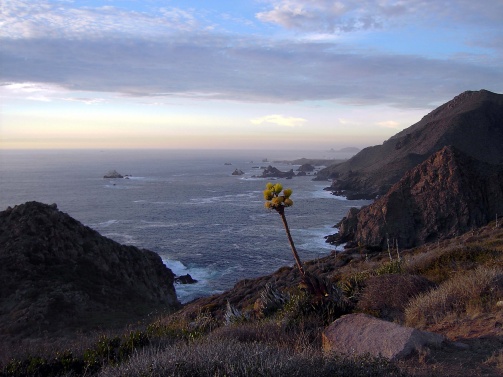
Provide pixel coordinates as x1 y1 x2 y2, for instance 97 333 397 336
0 149 370 303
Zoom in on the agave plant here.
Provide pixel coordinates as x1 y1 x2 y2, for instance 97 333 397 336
263 182 305 277
264 182 335 298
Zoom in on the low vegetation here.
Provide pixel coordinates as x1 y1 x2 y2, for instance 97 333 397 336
2 218 502 376
405 266 502 328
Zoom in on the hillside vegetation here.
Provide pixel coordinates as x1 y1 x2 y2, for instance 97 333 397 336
2 221 502 377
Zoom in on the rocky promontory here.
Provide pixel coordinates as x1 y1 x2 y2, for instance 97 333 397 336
0 202 180 341
329 146 503 249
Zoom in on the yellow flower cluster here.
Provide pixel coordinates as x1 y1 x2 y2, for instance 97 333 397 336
263 182 293 209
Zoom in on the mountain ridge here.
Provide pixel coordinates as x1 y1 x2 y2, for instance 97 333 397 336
316 89 503 199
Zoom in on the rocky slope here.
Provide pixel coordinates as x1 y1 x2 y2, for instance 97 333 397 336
0 202 180 341
328 146 503 249
316 90 503 199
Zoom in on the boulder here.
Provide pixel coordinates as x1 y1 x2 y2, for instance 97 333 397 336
322 313 445 360
175 274 198 284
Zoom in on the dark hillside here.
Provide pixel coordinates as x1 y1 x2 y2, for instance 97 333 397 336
317 90 503 198
0 202 180 342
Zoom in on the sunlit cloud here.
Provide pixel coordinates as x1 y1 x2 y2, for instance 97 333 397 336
377 120 401 129
250 114 307 127
62 97 106 105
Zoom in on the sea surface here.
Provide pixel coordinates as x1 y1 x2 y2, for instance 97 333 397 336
0 149 370 303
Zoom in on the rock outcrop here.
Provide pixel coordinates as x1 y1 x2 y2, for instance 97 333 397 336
231 169 244 176
317 90 503 199
322 313 445 360
297 163 315 172
103 170 124 178
330 146 503 249
257 165 295 179
0 202 180 341
175 274 198 284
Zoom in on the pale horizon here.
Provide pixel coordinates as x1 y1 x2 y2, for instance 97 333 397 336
1 1 502 150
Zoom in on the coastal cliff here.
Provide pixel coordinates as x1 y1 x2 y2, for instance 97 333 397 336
329 146 503 249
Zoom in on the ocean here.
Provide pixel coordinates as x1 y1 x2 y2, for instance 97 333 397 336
0 149 370 303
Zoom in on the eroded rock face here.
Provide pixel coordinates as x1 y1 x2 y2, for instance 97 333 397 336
0 202 180 341
331 146 503 249
322 313 445 360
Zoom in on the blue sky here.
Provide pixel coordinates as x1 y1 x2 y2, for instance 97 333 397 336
1 0 502 151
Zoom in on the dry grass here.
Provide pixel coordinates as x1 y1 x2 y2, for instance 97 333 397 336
404 266 503 328
97 335 406 377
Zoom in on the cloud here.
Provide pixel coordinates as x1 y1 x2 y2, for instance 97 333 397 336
256 0 503 33
250 114 307 127
1 35 501 108
256 0 383 33
377 120 401 129
0 0 202 39
62 97 106 105
1 0 502 110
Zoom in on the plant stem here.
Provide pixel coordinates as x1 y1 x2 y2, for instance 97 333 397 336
277 207 305 277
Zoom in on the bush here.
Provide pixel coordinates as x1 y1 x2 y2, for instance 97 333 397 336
405 266 503 328
356 274 436 322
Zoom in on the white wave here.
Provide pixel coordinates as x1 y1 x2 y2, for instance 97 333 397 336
96 219 119 227
189 191 257 205
102 232 137 245
302 185 348 200
162 259 221 303
138 220 192 229
125 176 146 180
295 225 338 253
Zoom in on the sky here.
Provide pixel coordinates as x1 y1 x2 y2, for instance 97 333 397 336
1 0 502 152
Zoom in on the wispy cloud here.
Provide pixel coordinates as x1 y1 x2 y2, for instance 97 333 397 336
62 97 106 105
250 114 306 127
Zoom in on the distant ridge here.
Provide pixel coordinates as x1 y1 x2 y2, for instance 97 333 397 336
317 90 503 199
